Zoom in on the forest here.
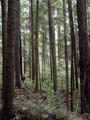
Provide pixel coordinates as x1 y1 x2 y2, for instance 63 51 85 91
0 0 90 120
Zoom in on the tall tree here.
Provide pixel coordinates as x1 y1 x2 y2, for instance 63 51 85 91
68 0 77 111
77 0 90 113
1 0 7 100
48 0 58 92
2 0 16 119
30 0 35 81
63 0 69 111
68 0 78 91
29 0 32 78
15 0 21 88
42 32 46 84
35 0 39 91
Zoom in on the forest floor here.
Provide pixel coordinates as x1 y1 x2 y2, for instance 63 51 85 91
0 86 90 120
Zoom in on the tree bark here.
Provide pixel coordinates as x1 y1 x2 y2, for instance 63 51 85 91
68 0 79 90
30 0 35 81
48 0 58 92
2 0 16 119
77 0 90 113
15 0 21 88
35 0 39 91
29 0 32 78
20 33 23 80
63 0 69 111
1 0 7 101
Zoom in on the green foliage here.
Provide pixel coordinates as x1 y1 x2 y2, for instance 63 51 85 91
67 116 78 120
68 117 75 120
10 116 19 120
30 92 62 115
25 79 34 90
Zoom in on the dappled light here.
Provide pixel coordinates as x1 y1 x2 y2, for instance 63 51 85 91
0 0 90 120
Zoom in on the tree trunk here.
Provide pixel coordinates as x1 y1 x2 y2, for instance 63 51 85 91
29 0 32 78
50 47 53 81
2 0 16 119
20 33 23 80
30 0 35 81
48 0 58 92
63 0 69 111
42 32 46 84
35 0 39 91
58 26 61 67
1 0 7 101
77 0 90 113
68 0 78 91
15 0 21 88
23 35 26 74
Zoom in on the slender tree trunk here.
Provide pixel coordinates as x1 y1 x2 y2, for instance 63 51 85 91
42 32 45 83
1 0 7 101
15 0 21 88
58 26 61 67
48 0 58 92
29 0 32 78
2 0 16 119
70 56 74 111
23 35 26 74
68 0 79 91
68 0 77 111
50 48 53 81
35 0 39 91
42 31 47 84
20 33 23 80
63 0 69 111
30 0 35 81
